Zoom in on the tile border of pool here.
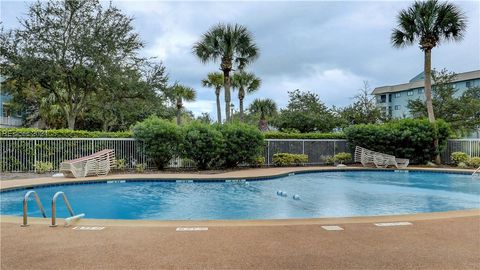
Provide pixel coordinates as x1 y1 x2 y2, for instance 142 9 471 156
0 166 477 193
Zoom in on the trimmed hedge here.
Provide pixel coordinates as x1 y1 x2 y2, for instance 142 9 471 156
0 128 132 138
264 131 345 139
273 153 308 166
344 119 451 164
182 122 224 170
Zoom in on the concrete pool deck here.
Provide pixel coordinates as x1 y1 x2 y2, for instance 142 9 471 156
1 166 479 269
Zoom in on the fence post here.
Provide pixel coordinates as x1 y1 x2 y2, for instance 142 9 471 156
33 139 37 173
267 140 270 166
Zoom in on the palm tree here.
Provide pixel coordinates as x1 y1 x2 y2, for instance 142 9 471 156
169 83 196 126
193 23 259 122
248 98 277 131
232 71 261 121
201 72 224 123
391 0 467 123
392 0 466 164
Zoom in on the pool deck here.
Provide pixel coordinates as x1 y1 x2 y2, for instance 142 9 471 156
1 166 480 269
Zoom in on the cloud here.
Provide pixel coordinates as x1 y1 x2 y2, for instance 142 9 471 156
185 100 216 117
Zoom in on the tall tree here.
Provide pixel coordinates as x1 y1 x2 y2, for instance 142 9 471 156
391 0 466 163
201 72 224 123
0 0 149 129
248 98 277 131
408 69 480 136
193 23 259 122
168 83 196 126
232 71 261 121
273 90 336 133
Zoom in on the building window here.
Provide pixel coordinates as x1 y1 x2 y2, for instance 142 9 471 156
379 95 386 103
395 93 401 98
388 94 392 102
418 89 424 94
407 91 414 96
466 80 475 88
394 105 401 110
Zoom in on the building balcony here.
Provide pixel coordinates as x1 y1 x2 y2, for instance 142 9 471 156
0 116 22 127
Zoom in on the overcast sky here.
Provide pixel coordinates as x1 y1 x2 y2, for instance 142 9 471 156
2 0 479 119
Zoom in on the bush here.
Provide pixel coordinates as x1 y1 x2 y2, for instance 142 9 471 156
457 162 468 168
344 119 451 164
334 152 352 164
0 128 132 138
251 156 265 167
217 123 265 168
113 159 126 171
273 153 308 166
34 161 53 174
182 122 224 170
323 155 335 164
468 157 480 168
263 131 345 139
451 152 470 165
132 116 183 170
135 163 147 173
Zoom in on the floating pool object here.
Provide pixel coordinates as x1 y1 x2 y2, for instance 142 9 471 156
281 191 288 197
293 194 300 200
276 190 282 196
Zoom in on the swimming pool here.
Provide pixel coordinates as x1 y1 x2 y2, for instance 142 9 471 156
1 170 479 220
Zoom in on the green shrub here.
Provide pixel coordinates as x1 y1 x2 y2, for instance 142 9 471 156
114 159 126 171
132 116 183 170
0 128 132 138
344 119 451 164
273 153 308 166
457 162 468 168
263 131 345 139
34 161 53 174
217 123 265 168
334 152 352 164
182 122 224 170
323 155 335 164
468 157 480 168
451 152 469 165
135 163 147 173
251 156 265 167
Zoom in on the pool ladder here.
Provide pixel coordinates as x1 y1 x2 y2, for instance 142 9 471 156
22 191 79 227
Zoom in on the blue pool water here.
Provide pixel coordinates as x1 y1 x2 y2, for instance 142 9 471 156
1 171 479 220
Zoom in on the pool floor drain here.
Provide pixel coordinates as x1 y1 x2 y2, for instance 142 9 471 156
321 225 344 231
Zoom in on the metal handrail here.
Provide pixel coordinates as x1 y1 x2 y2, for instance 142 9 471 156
473 166 480 176
50 191 75 227
22 191 47 227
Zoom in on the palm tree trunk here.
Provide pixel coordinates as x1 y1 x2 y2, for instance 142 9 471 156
176 98 182 126
215 88 222 123
424 49 435 123
239 88 245 121
424 49 441 164
224 72 231 121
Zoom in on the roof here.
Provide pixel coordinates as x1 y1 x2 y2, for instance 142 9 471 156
372 70 480 95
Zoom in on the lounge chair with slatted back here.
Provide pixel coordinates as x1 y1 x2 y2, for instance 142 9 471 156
354 146 409 169
60 149 115 178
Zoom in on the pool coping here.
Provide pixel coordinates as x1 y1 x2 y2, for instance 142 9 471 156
1 166 479 226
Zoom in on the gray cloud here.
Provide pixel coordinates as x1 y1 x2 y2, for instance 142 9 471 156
3 0 479 118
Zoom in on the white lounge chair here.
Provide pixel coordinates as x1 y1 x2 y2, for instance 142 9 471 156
60 149 115 178
354 146 409 169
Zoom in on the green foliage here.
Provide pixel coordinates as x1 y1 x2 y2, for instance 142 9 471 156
135 163 147 173
217 122 265 168
323 156 335 165
408 69 480 136
273 90 337 132
248 98 277 131
468 157 480 168
114 159 126 171
457 162 468 168
0 0 171 130
334 152 352 164
251 156 265 167
263 132 345 139
273 153 308 167
132 116 183 170
0 128 132 138
182 122 224 170
34 161 53 174
451 152 470 165
344 119 451 164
